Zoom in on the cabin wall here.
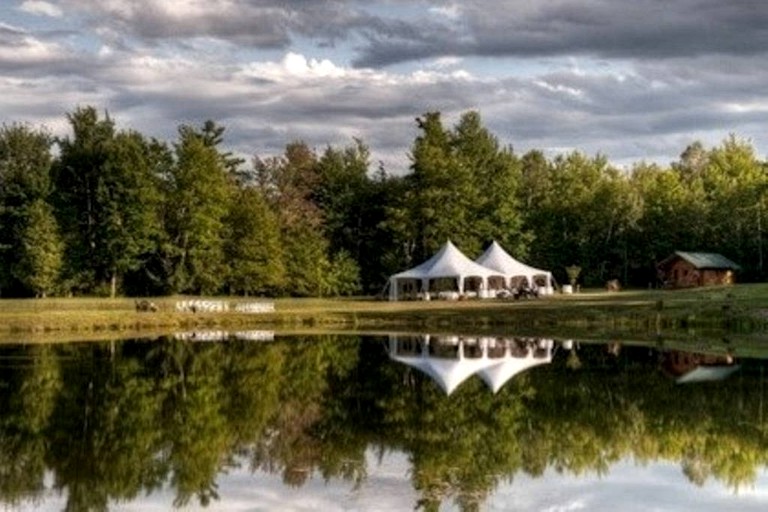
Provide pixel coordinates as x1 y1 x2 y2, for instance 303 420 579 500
663 259 699 287
700 269 734 285
660 258 735 287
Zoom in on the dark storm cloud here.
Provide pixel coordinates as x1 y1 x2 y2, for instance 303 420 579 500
6 1 768 173
62 0 408 50
47 1 768 69
0 23 84 74
354 0 768 67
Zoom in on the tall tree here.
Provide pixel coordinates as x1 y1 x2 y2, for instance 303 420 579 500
53 108 167 297
224 187 285 295
452 111 528 257
254 142 346 296
701 135 767 279
160 124 233 294
405 112 467 262
0 124 54 296
629 162 706 285
315 139 384 292
52 106 116 294
315 140 370 259
97 130 163 297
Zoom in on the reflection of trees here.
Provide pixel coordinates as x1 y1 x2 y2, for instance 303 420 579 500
249 335 362 487
47 343 165 512
0 345 60 505
1 338 768 510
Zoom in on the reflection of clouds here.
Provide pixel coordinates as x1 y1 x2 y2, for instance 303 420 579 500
493 461 768 512
14 453 768 511
117 450 418 512
54 454 768 511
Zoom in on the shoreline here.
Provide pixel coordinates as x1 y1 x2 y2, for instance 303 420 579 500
2 284 767 344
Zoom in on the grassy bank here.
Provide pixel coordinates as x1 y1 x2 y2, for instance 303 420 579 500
2 284 768 343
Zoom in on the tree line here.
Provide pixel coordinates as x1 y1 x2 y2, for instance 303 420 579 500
1 106 767 297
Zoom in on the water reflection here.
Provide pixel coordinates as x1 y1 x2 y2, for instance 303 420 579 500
173 329 275 342
660 349 740 383
0 334 764 511
387 335 553 394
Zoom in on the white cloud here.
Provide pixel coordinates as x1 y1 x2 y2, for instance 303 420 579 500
0 34 68 64
18 0 63 17
429 4 462 20
429 56 463 69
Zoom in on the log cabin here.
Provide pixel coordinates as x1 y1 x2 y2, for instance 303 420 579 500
657 251 740 288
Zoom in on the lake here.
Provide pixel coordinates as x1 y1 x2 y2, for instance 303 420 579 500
0 332 767 511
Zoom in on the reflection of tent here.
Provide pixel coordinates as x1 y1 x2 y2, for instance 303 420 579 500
388 241 504 301
475 241 554 293
388 336 497 394
387 336 553 395
477 339 553 393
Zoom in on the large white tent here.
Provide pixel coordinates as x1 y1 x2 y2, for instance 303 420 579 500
388 240 504 301
475 240 555 294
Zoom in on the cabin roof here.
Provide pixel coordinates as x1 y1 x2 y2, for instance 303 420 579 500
658 251 741 270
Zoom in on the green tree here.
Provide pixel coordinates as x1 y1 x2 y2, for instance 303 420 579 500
52 106 116 294
390 111 530 273
13 200 63 297
701 135 767 279
159 124 233 294
0 123 54 296
224 186 285 295
524 151 638 285
254 142 339 296
98 130 163 297
629 162 707 285
315 140 380 292
452 111 528 257
404 112 468 262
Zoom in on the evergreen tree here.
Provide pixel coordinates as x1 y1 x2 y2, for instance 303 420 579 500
160 125 233 294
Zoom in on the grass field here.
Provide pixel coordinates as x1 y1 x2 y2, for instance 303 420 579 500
1 283 768 344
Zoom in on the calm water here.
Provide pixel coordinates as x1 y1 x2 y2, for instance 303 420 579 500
0 332 767 511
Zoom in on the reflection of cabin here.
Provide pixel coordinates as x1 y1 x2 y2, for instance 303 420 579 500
657 251 740 288
660 350 739 384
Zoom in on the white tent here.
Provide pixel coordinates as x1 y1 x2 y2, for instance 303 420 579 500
475 241 555 294
388 240 504 301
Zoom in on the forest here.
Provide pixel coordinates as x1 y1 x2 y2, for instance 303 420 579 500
1 106 767 298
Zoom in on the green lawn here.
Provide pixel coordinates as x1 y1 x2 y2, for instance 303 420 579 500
1 283 767 343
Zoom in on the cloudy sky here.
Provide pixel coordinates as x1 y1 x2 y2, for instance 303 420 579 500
2 0 768 172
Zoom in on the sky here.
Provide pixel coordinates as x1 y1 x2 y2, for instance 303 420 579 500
2 0 768 173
